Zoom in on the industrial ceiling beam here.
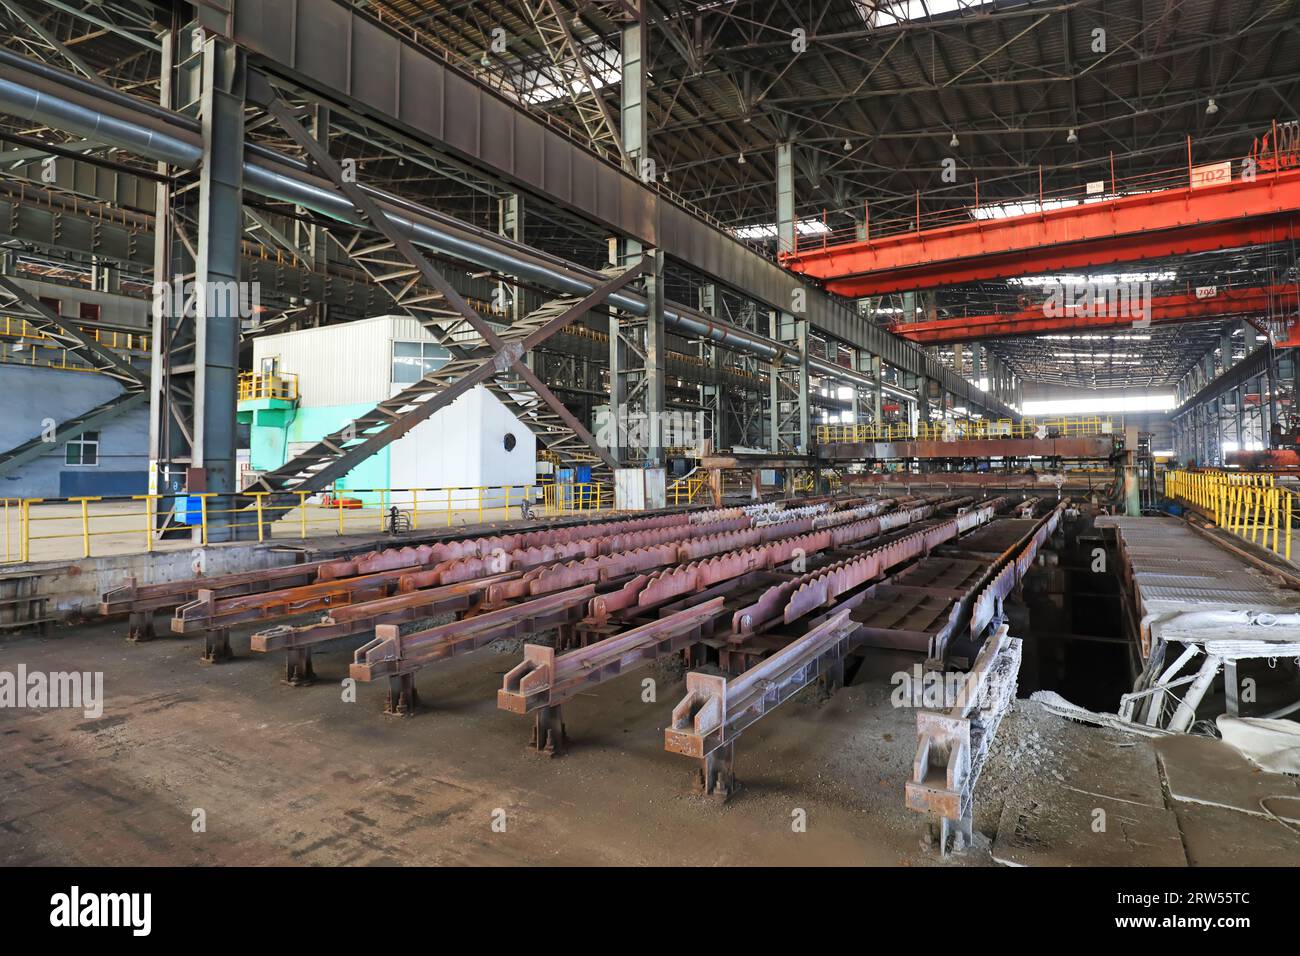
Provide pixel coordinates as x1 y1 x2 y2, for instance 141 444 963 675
896 284 1300 345
783 169 1300 297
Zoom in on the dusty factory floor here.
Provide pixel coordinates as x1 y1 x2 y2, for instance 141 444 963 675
2 620 1296 866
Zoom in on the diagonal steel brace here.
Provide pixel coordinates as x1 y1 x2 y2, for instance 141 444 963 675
250 74 623 473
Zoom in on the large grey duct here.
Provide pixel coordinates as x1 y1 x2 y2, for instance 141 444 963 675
0 53 884 391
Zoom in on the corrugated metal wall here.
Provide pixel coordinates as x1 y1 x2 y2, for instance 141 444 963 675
253 315 450 407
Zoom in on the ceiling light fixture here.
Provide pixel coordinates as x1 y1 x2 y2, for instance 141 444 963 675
1206 98 1219 115
949 132 959 148
1066 128 1078 144
737 151 746 164
843 139 851 152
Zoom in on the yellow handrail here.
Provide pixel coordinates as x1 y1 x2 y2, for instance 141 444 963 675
238 371 299 401
1165 469 1292 561
667 471 706 505
816 415 1115 444
1 483 613 565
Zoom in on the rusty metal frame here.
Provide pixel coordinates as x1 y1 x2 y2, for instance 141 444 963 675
905 625 1022 856
497 597 727 754
664 609 859 797
967 500 1071 645
249 573 518 685
350 585 597 715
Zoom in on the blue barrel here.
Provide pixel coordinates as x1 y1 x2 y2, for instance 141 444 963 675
176 495 204 525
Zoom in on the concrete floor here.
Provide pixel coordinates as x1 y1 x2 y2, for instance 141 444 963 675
2 618 1295 866
0 618 954 866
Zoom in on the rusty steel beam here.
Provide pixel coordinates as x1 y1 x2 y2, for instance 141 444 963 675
401 514 752 591
811 497 904 528
248 573 519 685
349 585 597 715
664 609 859 798
100 561 331 641
335 499 894 714
590 502 949 624
842 558 988 659
967 501 1071 645
798 501 1065 667
731 502 1003 638
496 597 728 754
171 563 430 636
817 437 1118 460
100 510 702 626
480 504 879 606
166 510 732 660
906 625 1022 855
659 500 1024 798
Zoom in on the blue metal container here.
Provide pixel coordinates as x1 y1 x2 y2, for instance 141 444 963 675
176 495 204 525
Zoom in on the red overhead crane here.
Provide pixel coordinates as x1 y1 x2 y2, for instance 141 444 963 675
892 284 1300 345
780 159 1300 297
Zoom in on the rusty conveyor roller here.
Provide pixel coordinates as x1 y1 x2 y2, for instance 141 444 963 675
729 500 1005 637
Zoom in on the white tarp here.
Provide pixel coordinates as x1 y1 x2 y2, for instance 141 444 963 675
1216 715 1300 775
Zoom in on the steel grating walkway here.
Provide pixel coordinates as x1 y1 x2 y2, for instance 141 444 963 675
1098 515 1300 646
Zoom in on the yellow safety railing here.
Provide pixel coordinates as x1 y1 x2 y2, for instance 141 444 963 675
816 416 1115 444
667 471 706 505
238 371 299 401
541 482 609 513
1165 469 1275 515
1165 469 1292 560
0 483 620 565
0 315 150 353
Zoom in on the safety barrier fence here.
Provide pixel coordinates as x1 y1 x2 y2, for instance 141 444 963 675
0 314 151 353
237 371 299 401
1164 470 1292 560
667 471 707 505
816 416 1114 444
0 482 611 564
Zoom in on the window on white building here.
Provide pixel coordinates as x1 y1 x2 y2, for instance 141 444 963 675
65 431 99 466
392 341 445 384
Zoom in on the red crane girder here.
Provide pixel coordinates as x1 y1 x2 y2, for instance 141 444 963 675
893 284 1300 344
779 169 1300 296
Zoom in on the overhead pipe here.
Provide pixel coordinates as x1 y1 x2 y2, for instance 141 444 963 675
0 59 890 387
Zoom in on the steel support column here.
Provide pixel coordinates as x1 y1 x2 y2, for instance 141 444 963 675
149 27 246 541
644 248 666 464
770 311 808 454
698 283 721 451
607 250 665 464
620 3 646 179
498 191 525 328
776 142 794 256
193 38 245 535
